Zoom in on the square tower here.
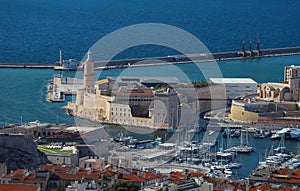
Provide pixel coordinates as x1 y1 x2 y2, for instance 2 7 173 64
284 65 300 101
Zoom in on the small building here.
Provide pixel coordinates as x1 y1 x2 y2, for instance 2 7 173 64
45 152 78 167
108 156 132 168
210 78 258 99
79 156 105 169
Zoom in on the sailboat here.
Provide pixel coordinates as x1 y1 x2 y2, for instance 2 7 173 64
225 129 254 153
274 135 286 153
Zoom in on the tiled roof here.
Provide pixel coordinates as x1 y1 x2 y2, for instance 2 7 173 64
249 183 299 191
258 119 300 124
0 184 39 191
41 164 72 173
120 174 145 183
2 169 26 179
187 172 204 177
3 169 47 184
169 172 186 182
143 171 165 181
57 173 101 181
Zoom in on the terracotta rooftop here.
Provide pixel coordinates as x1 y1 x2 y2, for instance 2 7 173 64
187 172 205 177
3 169 48 184
0 184 39 191
41 164 72 173
249 183 299 191
56 173 102 181
143 171 165 181
169 172 186 182
120 174 146 183
258 119 300 124
2 169 26 179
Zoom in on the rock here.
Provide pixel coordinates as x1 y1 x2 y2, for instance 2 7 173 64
0 147 50 172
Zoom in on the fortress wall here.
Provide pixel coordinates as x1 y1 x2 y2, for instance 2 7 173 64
229 105 259 122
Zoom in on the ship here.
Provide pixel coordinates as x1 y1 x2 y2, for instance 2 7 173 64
271 128 300 140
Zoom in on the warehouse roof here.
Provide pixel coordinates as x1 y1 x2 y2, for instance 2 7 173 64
210 78 257 84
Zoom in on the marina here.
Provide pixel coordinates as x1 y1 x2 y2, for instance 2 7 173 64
101 122 300 180
1 119 300 180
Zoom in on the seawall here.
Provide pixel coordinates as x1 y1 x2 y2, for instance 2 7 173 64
1 46 300 69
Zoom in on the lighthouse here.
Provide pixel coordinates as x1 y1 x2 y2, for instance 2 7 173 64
84 50 95 93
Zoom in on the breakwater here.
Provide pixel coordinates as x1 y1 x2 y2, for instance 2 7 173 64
1 46 300 69
0 63 54 68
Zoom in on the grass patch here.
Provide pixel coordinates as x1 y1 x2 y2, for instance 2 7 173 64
38 146 73 155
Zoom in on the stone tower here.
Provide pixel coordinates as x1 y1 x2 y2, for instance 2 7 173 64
84 50 95 93
153 89 180 127
284 65 300 102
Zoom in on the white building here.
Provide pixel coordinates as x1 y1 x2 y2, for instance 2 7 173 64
210 78 258 99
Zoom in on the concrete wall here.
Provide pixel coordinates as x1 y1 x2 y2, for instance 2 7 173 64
0 126 61 139
229 104 259 122
45 153 78 166
94 94 113 121
83 93 96 109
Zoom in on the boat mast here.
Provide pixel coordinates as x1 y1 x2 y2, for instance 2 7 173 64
246 129 249 146
240 130 243 146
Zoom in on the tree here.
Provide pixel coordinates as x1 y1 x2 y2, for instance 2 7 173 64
115 180 139 191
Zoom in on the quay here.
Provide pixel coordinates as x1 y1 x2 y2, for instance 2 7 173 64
47 75 83 102
0 46 300 70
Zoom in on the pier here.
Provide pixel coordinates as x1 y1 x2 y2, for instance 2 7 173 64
0 63 54 68
1 46 300 70
47 76 83 102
